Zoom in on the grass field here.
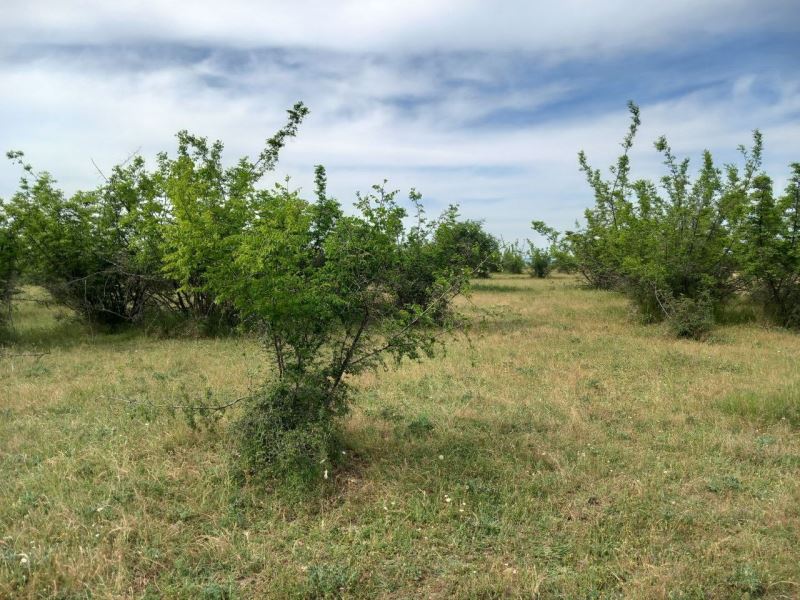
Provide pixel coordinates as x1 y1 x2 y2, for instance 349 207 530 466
1 274 799 599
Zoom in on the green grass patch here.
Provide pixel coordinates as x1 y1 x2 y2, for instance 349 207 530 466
718 385 800 427
2 276 800 598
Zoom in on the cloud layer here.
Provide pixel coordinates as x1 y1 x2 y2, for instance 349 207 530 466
2 2 799 241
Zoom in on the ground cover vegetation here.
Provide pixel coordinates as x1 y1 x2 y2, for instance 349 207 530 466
1 275 799 597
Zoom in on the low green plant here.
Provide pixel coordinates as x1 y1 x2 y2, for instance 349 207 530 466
500 241 526 274
728 564 766 597
718 385 800 427
305 563 359 598
235 378 343 486
665 293 715 339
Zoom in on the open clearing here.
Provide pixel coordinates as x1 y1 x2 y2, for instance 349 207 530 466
2 275 799 598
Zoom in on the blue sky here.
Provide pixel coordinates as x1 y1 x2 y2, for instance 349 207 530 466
1 0 799 242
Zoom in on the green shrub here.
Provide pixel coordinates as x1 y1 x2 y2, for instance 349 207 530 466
235 379 344 485
433 217 499 278
5 153 167 326
394 195 468 322
739 166 800 329
666 294 714 340
528 246 552 278
0 203 17 335
540 101 797 336
210 172 468 482
500 242 526 274
4 104 309 331
528 221 564 278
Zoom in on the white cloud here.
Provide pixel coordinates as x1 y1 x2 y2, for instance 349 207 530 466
2 0 797 55
1 2 799 243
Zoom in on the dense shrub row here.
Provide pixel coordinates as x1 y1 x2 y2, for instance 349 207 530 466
0 103 493 481
0 106 497 336
551 102 800 338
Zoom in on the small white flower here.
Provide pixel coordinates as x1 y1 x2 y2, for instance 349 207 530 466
438 455 444 460
323 469 328 480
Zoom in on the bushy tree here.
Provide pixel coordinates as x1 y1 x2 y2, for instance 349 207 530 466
527 246 551 279
392 196 469 321
4 104 309 330
5 156 145 325
740 166 800 328
0 200 18 334
564 103 643 290
500 241 526 274
208 177 469 481
527 221 562 278
4 151 174 326
157 103 309 330
563 101 764 337
433 217 499 278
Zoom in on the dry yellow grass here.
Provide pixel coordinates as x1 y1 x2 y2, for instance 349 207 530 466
1 275 799 598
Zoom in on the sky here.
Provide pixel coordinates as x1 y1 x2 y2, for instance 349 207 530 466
1 0 799 242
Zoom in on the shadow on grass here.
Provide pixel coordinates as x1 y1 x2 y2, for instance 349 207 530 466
6 287 237 352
